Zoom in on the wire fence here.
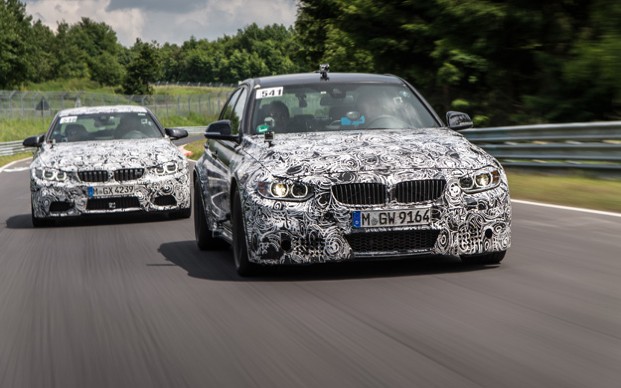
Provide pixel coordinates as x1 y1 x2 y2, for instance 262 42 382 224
0 90 233 121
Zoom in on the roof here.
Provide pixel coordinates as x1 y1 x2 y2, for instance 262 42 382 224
247 72 406 88
56 105 150 117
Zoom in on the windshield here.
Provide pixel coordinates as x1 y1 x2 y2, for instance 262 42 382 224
48 111 163 142
251 83 439 134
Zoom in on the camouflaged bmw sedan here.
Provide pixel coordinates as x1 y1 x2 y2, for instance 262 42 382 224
193 68 511 275
23 105 191 226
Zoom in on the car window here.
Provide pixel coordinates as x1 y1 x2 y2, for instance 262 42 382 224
230 88 248 135
251 83 438 134
49 112 163 142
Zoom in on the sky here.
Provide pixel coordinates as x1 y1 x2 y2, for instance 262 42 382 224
23 0 299 47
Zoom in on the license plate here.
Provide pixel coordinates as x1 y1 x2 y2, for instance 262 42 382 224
88 185 136 197
352 208 431 228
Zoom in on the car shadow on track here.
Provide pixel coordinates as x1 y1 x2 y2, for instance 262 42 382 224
158 240 498 282
6 213 178 229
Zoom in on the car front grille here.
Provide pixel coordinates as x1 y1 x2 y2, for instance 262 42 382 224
332 183 386 205
79 170 109 182
331 179 446 205
86 197 140 210
114 168 144 181
345 230 440 253
79 168 145 183
395 179 446 203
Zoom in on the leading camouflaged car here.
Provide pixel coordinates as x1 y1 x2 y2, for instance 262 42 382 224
23 105 191 226
194 68 511 275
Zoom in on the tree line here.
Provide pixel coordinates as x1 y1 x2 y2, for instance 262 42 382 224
2 0 620 125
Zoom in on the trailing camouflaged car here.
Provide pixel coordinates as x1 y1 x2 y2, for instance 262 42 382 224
23 105 191 226
194 69 511 275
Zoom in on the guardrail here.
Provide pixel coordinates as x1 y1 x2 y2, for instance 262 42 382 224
3 122 621 177
0 141 30 157
460 121 621 175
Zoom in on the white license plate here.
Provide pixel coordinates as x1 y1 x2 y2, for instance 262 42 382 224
352 208 431 228
88 185 136 197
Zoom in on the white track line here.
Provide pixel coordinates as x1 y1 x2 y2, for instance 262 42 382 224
513 199 621 218
0 157 31 174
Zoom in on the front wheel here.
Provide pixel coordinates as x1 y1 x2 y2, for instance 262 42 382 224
461 250 506 265
231 189 258 276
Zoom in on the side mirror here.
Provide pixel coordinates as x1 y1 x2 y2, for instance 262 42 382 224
203 120 241 143
23 134 45 147
446 111 473 131
165 127 188 140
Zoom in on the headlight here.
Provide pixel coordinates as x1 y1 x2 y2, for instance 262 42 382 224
257 180 313 201
35 168 70 182
152 161 179 175
459 167 501 193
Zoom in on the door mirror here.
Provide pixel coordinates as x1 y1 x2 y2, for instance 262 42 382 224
204 120 241 143
165 127 188 140
446 111 473 131
23 134 45 147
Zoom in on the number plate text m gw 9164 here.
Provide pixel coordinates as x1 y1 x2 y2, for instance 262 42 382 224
352 208 431 228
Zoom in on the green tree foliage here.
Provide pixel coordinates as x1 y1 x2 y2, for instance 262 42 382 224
295 0 621 125
68 18 125 86
121 39 162 95
0 0 35 88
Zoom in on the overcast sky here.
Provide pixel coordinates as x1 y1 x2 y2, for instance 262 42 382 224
23 0 299 47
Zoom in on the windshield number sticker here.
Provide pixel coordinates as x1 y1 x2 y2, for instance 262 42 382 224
59 116 78 124
256 87 283 99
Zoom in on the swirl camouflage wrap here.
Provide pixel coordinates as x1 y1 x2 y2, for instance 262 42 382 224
25 105 191 226
194 72 511 274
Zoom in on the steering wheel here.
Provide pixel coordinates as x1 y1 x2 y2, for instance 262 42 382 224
122 130 148 139
364 115 409 129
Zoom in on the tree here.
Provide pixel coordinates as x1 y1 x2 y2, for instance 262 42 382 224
0 0 35 88
121 39 162 95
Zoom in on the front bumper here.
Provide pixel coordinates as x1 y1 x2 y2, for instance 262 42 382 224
240 180 511 265
30 171 191 218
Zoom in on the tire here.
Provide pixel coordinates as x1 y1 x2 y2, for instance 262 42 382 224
461 250 506 265
194 180 227 250
231 189 258 277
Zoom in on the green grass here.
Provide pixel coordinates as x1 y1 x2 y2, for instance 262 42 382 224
152 85 233 96
0 118 50 142
506 170 621 213
24 78 116 92
0 152 33 167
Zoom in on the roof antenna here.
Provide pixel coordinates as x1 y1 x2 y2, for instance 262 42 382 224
318 63 330 81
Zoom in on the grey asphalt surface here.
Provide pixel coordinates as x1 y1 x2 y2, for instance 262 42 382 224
1 158 620 388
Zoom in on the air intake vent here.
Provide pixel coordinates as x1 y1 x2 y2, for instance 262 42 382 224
154 195 177 206
345 230 440 252
49 201 73 213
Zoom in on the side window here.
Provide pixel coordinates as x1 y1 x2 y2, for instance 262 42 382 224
220 89 243 121
230 88 248 135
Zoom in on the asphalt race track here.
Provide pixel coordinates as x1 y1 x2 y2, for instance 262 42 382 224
1 158 620 388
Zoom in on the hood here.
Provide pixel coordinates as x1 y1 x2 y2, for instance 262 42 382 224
35 138 182 170
246 129 499 177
